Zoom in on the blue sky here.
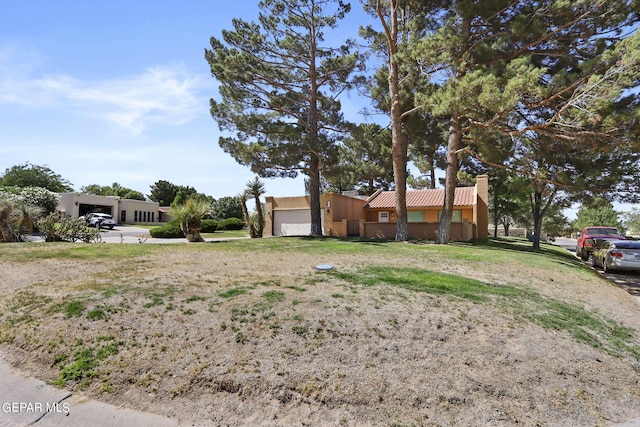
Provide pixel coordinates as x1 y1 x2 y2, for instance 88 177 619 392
0 1 375 199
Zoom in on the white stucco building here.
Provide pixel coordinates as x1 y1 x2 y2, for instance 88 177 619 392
57 193 162 224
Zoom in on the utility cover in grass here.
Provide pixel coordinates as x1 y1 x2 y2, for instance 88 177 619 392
316 264 333 270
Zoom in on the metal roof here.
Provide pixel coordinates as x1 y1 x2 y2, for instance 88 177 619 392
365 187 475 209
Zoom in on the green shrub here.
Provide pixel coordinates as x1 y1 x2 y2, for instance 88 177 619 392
149 219 184 238
218 217 244 230
201 219 218 233
35 214 100 243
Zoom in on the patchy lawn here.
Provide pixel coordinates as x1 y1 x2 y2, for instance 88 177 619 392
1 238 640 426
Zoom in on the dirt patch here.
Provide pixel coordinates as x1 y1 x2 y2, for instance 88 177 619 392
1 243 640 426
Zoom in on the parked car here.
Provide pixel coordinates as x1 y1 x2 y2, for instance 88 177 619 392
82 213 116 229
593 239 640 273
576 226 626 261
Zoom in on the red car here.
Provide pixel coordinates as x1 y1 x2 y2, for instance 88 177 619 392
576 226 626 261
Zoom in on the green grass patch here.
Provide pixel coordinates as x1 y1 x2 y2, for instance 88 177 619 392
47 300 86 318
0 242 161 263
328 266 520 302
521 299 640 358
54 347 97 387
53 341 121 388
291 325 309 335
87 308 108 321
327 265 640 359
219 287 250 299
201 229 249 239
143 295 165 308
262 290 285 303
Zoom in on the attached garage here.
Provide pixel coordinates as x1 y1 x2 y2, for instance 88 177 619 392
265 195 329 236
273 208 313 236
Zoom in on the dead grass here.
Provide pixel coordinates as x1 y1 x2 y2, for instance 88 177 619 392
1 238 640 426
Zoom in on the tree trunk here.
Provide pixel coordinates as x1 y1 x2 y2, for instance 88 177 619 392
181 222 204 243
493 192 500 238
429 153 437 190
530 190 543 250
309 155 323 236
185 231 204 242
255 198 264 238
436 114 461 244
384 0 408 242
503 220 511 237
240 198 256 238
392 131 408 241
308 11 323 238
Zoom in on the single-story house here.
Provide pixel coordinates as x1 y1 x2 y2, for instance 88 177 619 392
265 175 489 241
57 193 162 225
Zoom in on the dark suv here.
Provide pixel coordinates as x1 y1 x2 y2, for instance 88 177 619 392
576 226 626 261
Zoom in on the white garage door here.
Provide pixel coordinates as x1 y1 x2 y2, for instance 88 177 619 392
273 209 311 236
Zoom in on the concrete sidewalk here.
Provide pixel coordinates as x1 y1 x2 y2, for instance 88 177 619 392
0 357 181 427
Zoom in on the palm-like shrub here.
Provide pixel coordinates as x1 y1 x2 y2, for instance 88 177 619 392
170 198 210 242
247 177 266 238
0 195 43 242
238 190 256 238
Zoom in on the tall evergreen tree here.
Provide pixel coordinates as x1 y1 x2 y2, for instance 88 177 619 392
361 1 453 239
323 123 394 194
206 0 363 236
411 0 640 246
360 0 437 241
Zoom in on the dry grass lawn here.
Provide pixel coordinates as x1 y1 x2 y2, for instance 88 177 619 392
1 237 640 426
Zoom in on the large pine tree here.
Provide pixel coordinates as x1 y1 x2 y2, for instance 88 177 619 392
411 0 640 245
205 0 363 236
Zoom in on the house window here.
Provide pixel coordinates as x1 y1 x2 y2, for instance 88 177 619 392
438 209 463 222
134 211 138 222
379 211 389 222
120 210 126 223
151 212 154 223
408 211 425 222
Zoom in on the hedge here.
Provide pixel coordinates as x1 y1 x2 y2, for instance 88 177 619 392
149 219 184 238
218 217 244 230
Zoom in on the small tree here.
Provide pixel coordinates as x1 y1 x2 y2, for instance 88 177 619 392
247 177 266 238
573 200 624 233
212 196 243 220
237 191 257 238
623 208 640 236
170 198 210 242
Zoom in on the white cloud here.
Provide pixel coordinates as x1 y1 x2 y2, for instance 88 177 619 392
61 66 203 134
0 45 204 135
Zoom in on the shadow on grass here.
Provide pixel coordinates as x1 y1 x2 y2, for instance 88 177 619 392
468 237 583 266
297 236 389 246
